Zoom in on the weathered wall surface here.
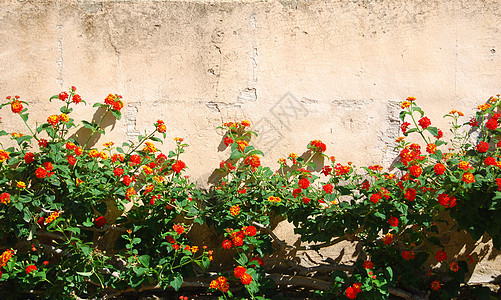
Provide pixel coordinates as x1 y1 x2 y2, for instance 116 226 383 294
1 0 501 284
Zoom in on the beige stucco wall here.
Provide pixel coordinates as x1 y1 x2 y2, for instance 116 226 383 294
1 0 501 285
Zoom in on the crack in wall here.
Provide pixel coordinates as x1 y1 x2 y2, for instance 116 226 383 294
56 25 63 87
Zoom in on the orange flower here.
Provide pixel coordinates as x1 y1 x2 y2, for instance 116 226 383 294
267 196 281 203
239 273 252 285
16 181 26 189
401 101 411 109
11 100 23 113
234 266 247 278
450 262 459 272
383 233 393 245
426 143 437 154
0 192 11 205
0 150 9 163
477 103 491 111
230 205 240 216
75 178 84 186
431 280 441 291
143 142 157 153
406 97 416 101
88 149 100 158
125 187 136 200
59 113 69 123
0 249 14 268
244 155 261 169
45 211 60 224
462 172 475 184
103 142 114 148
47 115 59 126
237 140 248 152
209 280 219 289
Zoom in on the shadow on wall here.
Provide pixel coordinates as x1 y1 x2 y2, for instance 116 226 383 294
70 106 117 149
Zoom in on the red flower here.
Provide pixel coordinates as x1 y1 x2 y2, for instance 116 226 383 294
363 260 373 269
450 262 459 272
43 261 49 266
409 165 422 178
462 172 475 184
244 226 257 236
24 152 35 164
323 184 333 194
129 154 141 166
224 136 233 146
434 129 443 139
232 234 244 247
361 180 370 191
113 168 124 177
485 156 497 166
0 192 11 205
58 92 68 101
173 224 185 235
72 94 82 104
345 286 358 299
239 273 252 285
234 266 247 278
11 100 23 114
43 162 54 171
309 140 326 153
435 250 447 262
418 116 431 129
401 122 411 134
244 155 261 169
26 265 37 274
469 118 479 127
94 216 107 228
172 160 186 173
388 216 399 227
370 193 382 204
67 156 76 166
250 257 264 267
321 165 332 176
486 118 498 130
298 178 310 189
383 233 393 245
401 250 415 260
302 196 311 204
122 175 132 186
476 141 489 153
404 188 416 201
35 167 47 179
426 143 437 154
434 163 446 175
292 188 302 198
38 139 48 148
431 280 441 291
222 239 232 249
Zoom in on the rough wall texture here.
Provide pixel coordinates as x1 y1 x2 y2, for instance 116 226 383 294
1 0 501 284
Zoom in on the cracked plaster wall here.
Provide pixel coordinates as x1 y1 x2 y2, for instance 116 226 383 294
1 0 501 284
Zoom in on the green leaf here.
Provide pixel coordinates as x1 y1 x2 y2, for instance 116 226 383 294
76 271 93 277
138 255 150 268
20 113 29 122
230 150 242 160
427 126 439 136
170 274 183 291
202 256 210 269
149 136 163 143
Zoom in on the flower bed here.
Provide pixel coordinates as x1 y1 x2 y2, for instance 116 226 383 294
0 89 499 299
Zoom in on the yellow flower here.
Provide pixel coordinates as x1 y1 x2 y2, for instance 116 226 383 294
59 113 69 123
45 211 60 224
16 181 26 189
267 196 281 203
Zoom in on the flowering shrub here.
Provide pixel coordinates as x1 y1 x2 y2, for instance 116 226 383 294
0 90 499 299
0 89 211 298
